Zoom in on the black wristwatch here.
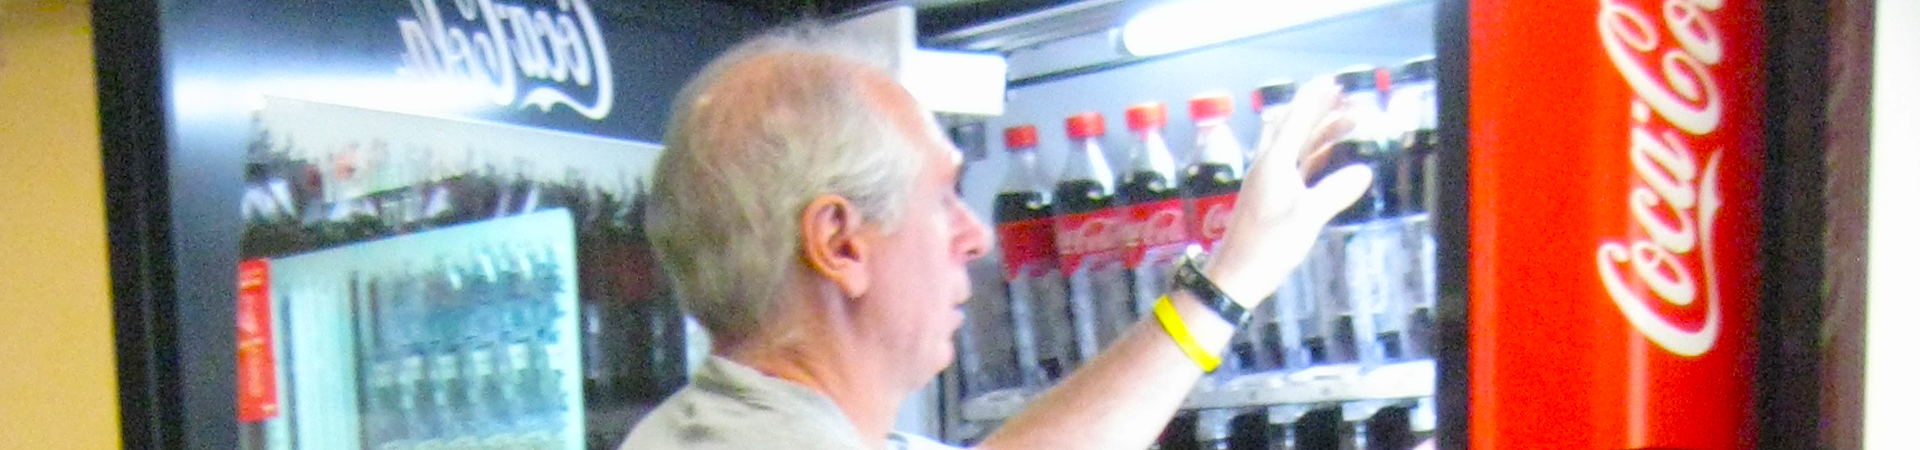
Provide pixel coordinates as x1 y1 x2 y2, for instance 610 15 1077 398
1172 245 1250 328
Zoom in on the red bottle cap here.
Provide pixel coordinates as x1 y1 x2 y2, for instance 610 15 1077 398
1125 102 1167 131
1189 93 1233 122
1064 112 1106 139
1003 125 1039 150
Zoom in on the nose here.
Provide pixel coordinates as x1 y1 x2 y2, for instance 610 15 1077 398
955 206 993 261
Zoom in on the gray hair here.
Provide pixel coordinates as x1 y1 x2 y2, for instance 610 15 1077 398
646 22 927 346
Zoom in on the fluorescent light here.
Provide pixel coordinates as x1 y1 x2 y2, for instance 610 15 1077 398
1119 0 1405 57
902 50 1009 116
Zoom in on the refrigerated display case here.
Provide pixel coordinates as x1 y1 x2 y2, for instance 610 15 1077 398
98 0 1836 448
921 0 1788 448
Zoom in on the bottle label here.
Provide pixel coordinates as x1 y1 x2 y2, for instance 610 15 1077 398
1191 193 1238 251
1122 198 1190 268
996 218 1059 279
1055 209 1127 274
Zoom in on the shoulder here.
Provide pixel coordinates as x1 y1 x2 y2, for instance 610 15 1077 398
615 387 866 450
887 432 968 450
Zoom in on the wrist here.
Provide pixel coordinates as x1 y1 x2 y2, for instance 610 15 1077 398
1165 289 1236 352
1199 261 1264 310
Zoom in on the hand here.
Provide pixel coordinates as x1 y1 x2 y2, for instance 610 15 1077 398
1202 77 1374 306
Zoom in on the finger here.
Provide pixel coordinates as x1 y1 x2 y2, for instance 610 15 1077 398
1300 114 1353 167
1299 142 1337 182
1258 77 1342 163
1298 164 1374 227
1253 107 1290 154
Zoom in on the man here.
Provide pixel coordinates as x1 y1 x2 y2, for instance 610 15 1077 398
621 22 1373 450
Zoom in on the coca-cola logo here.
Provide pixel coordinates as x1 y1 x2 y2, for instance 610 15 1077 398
398 0 615 119
1593 0 1728 357
1124 204 1188 249
1059 215 1124 257
1200 201 1233 242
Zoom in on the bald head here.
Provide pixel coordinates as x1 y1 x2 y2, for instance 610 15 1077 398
678 50 917 164
646 24 930 346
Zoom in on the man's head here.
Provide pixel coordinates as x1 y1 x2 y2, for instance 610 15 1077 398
647 23 992 384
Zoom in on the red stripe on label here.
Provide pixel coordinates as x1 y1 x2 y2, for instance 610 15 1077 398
236 259 279 422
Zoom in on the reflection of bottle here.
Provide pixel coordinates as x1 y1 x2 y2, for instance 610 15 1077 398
463 255 502 437
351 273 389 448
391 274 432 442
1052 112 1131 360
993 125 1076 384
425 264 465 439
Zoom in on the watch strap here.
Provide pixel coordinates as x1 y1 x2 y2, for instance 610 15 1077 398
1173 253 1249 327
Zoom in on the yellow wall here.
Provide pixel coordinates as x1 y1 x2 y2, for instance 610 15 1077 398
0 0 122 449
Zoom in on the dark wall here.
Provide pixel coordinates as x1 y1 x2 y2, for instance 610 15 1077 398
112 0 779 447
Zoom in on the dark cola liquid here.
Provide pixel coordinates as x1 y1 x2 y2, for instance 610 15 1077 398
1182 163 1242 199
1293 407 1344 450
994 191 1050 224
1321 139 1389 225
1159 411 1201 450
1054 179 1116 215
1228 410 1271 450
1363 405 1416 450
1121 170 1179 205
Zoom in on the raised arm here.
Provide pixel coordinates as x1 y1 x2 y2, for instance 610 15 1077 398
974 77 1373 450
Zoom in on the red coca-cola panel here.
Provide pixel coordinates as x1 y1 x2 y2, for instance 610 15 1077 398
998 218 1059 279
1189 193 1236 252
1467 0 1762 448
1122 198 1189 267
1055 209 1127 273
236 259 280 422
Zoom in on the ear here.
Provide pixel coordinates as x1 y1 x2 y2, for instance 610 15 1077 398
798 194 874 301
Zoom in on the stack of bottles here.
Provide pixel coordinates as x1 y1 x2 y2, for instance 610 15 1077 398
955 56 1442 450
352 246 577 450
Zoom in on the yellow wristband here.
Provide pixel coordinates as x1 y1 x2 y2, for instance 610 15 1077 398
1153 295 1222 373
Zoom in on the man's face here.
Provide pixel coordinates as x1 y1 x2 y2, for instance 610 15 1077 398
855 110 992 389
